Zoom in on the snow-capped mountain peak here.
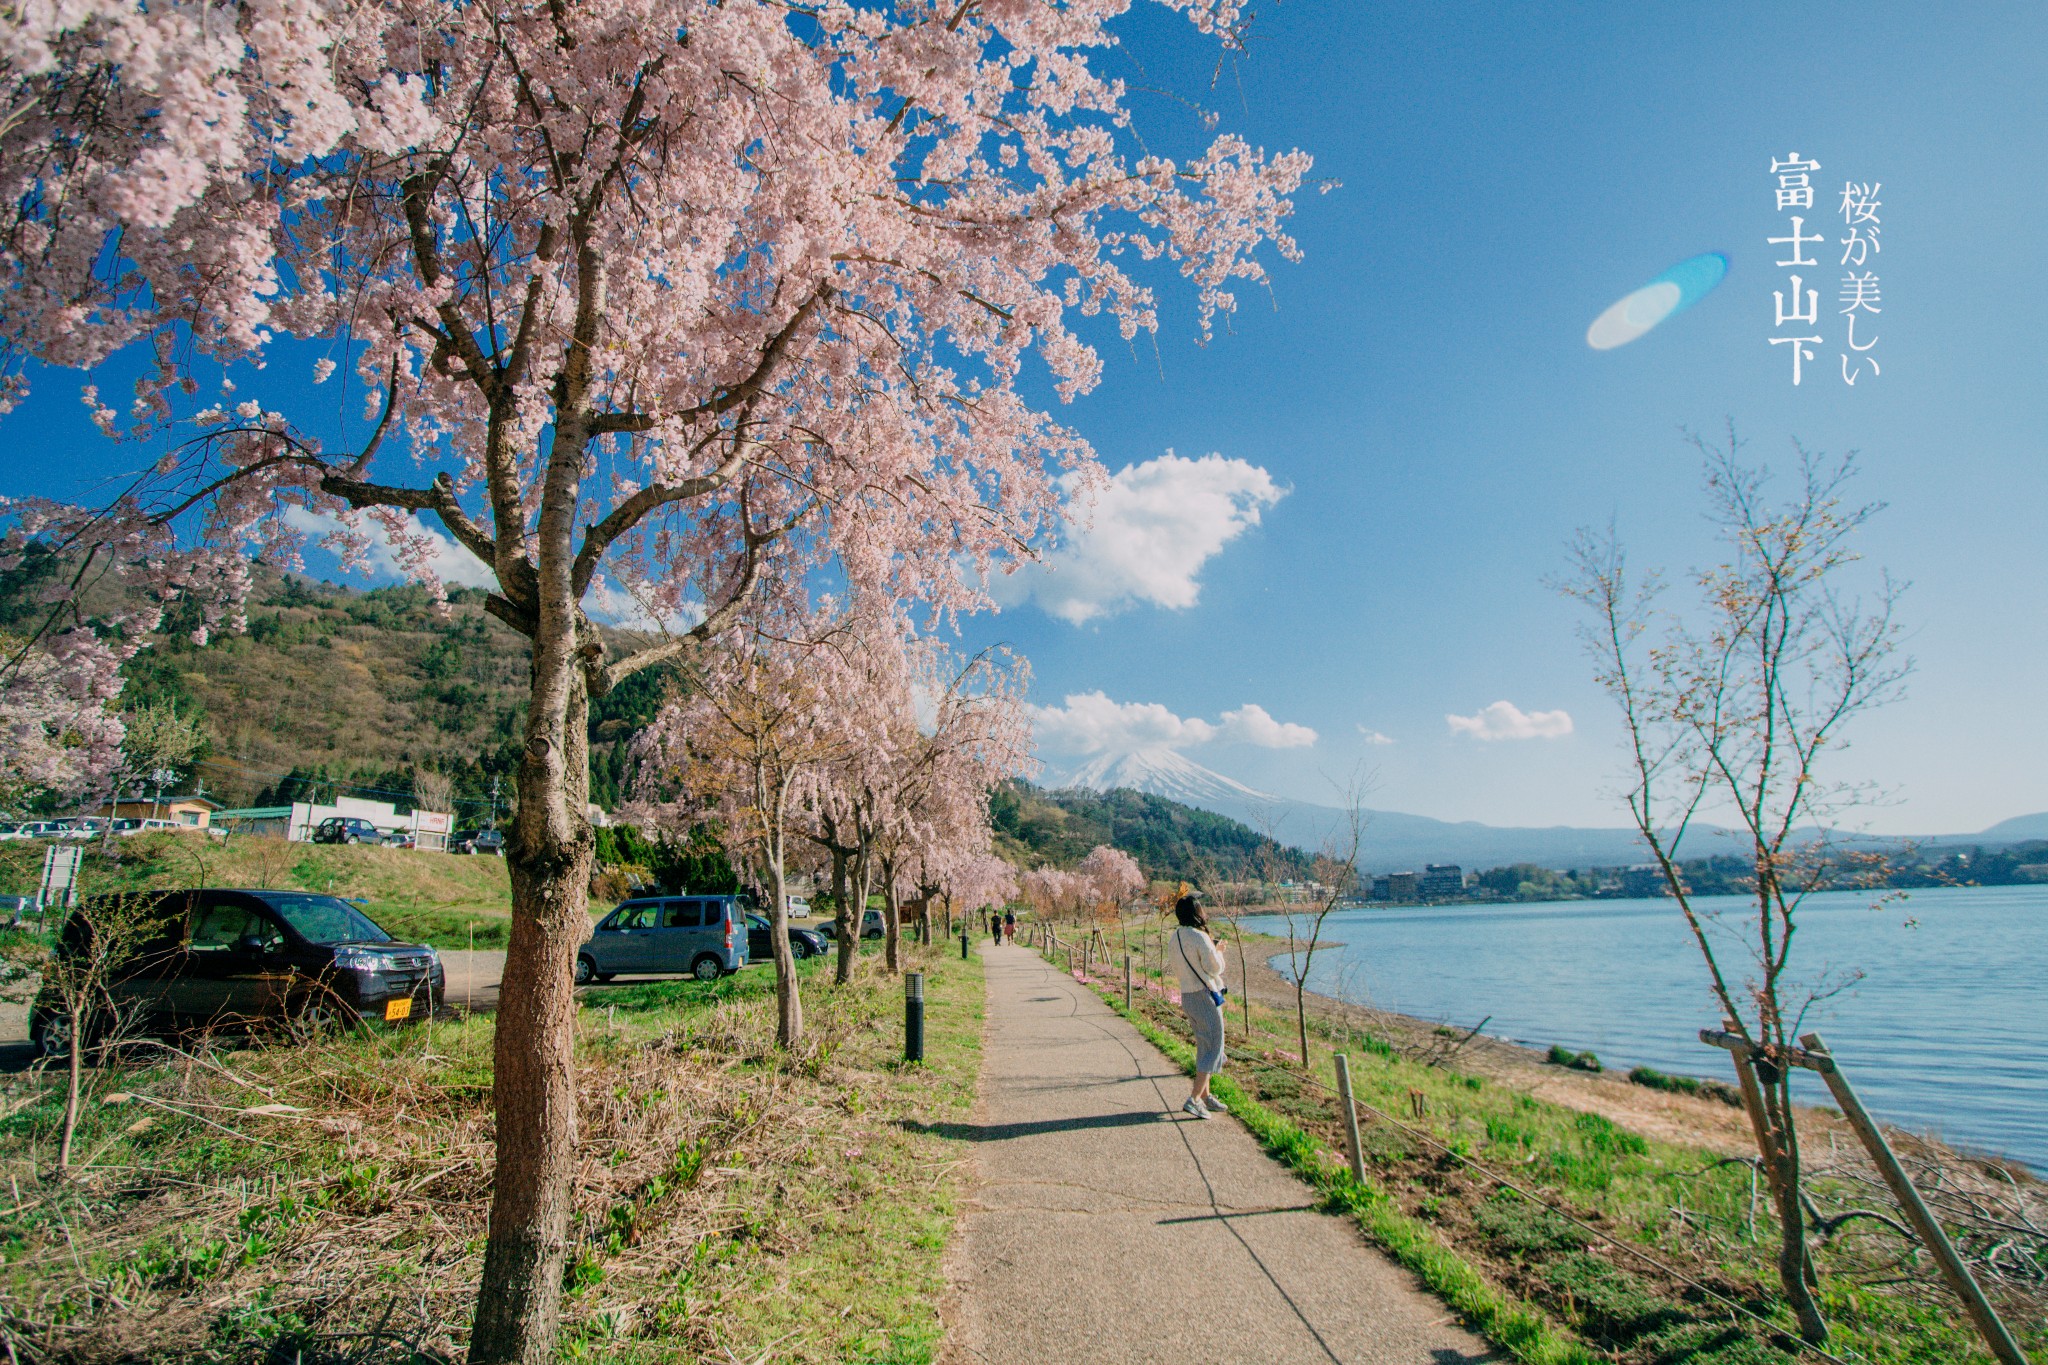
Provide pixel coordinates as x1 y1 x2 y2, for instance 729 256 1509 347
1058 747 1274 805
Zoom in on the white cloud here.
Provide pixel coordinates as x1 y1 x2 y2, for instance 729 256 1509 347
1446 700 1574 742
993 451 1285 624
284 507 708 631
1217 703 1318 749
282 506 494 588
1031 690 1317 755
1356 726 1395 745
584 576 707 634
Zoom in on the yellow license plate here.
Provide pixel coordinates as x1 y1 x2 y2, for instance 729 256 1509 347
384 997 412 1022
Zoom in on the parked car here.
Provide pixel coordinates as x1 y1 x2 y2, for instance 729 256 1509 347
27 889 445 1056
13 820 86 841
381 830 416 849
812 910 885 943
311 816 382 845
113 818 180 836
576 894 748 984
746 914 826 962
452 829 505 856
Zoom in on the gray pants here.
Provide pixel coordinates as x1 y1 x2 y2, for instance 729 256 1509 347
1181 989 1227 1074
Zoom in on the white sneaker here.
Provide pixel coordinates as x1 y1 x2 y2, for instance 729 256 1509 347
1203 1095 1227 1113
1181 1097 1210 1120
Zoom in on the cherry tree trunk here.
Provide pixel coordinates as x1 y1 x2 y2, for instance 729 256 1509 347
470 635 594 1364
830 848 856 986
881 856 902 974
767 853 802 1049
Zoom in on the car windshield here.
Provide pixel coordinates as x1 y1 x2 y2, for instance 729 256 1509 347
255 892 393 945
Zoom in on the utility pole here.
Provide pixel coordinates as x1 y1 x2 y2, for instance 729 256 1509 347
489 775 502 830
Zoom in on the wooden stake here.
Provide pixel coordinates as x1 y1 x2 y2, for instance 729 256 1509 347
1801 1033 2030 1365
1333 1053 1366 1185
1123 955 1132 1011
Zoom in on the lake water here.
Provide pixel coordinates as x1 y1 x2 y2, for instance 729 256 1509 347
1242 885 2048 1172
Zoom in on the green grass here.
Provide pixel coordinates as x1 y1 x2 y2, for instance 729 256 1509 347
1075 961 1594 1365
1038 923 2038 1365
0 944 985 1364
361 900 512 948
0 830 513 917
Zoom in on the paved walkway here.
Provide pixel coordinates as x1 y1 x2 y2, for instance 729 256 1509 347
945 943 1498 1365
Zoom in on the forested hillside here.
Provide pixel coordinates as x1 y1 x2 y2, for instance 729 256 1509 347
6 550 1307 886
990 781 1312 886
1 550 668 820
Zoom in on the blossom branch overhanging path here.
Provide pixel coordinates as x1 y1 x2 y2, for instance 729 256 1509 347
0 2 1314 1361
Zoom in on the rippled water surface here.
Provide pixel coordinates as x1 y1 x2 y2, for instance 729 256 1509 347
1243 886 2047 1171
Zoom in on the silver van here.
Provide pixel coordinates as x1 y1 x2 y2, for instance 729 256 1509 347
577 894 749 984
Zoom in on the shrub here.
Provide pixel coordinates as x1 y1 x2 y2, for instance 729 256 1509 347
1546 1044 1603 1073
1626 1065 1742 1108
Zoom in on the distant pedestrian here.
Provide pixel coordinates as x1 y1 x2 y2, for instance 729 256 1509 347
1169 894 1229 1119
1003 909 1016 944
991 914 1002 943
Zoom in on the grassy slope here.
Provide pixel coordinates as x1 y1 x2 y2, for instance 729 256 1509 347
0 945 984 1364
0 832 518 947
1047 922 2041 1365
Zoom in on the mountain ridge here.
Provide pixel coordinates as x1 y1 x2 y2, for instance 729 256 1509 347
1050 746 2048 873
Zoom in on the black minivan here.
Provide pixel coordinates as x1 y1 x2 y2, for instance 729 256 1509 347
28 889 445 1055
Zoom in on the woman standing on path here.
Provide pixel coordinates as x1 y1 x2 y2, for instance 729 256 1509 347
1169 895 1229 1119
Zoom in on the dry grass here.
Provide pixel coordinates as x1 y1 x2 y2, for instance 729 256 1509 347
0 949 984 1364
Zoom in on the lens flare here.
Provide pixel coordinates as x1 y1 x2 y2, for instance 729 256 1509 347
1586 252 1728 350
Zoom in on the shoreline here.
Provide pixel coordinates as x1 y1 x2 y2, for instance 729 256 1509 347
1218 928 2039 1185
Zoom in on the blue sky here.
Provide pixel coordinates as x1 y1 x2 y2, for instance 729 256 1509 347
3 1 2043 835
963 0 2048 835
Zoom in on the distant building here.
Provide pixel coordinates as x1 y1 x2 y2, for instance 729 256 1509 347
86 795 220 828
1387 871 1419 901
1418 864 1464 900
1620 864 1667 897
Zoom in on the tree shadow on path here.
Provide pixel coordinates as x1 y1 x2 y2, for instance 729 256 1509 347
897 1111 1165 1141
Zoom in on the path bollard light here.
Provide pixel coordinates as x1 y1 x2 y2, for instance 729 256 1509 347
960 929 971 960
905 972 926 1064
1124 955 1133 1010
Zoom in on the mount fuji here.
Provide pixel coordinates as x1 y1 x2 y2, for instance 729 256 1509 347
1058 747 1275 807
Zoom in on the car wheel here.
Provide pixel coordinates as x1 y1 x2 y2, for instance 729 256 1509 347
690 955 723 982
575 955 598 985
286 997 343 1042
791 939 813 960
31 1010 73 1060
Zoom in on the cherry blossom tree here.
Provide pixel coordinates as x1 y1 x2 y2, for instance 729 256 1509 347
1077 843 1143 918
0 3 1308 1357
797 613 1032 972
632 630 839 1049
0 627 128 815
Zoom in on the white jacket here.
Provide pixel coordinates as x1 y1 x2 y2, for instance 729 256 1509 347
1170 926 1226 996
